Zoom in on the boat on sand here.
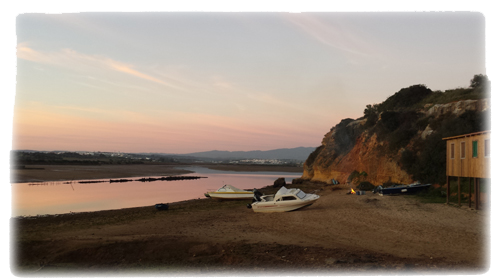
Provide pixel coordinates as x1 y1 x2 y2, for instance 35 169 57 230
373 182 431 196
204 184 254 200
248 186 320 213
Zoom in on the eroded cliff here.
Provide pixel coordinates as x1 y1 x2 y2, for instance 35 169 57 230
302 94 490 186
303 118 414 186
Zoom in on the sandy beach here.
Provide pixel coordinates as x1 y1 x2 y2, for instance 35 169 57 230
10 165 488 276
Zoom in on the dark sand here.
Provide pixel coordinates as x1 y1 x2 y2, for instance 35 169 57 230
10 164 489 276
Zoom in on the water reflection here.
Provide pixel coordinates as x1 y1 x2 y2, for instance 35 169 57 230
12 168 302 217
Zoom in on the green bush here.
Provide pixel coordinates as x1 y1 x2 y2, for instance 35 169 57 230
378 84 433 112
399 109 490 185
387 128 417 152
347 170 360 183
363 104 380 128
348 170 368 185
356 181 375 191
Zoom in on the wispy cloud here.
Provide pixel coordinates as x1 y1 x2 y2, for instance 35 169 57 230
12 104 319 153
285 14 373 58
17 43 187 92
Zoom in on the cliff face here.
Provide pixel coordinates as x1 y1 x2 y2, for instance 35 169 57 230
302 98 490 186
303 120 413 185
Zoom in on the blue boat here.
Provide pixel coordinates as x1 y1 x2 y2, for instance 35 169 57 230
155 203 169 210
373 183 431 196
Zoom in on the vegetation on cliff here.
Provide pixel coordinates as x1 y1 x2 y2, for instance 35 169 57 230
304 74 490 186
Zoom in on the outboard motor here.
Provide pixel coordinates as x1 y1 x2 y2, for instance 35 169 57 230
252 188 263 202
372 185 383 194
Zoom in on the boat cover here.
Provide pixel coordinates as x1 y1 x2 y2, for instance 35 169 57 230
217 185 248 192
275 186 297 197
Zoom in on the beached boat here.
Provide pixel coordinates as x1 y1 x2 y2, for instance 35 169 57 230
248 186 320 213
204 184 254 200
155 203 169 210
373 182 431 196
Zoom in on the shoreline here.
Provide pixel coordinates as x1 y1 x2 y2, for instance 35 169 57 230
11 181 487 275
10 163 304 184
11 163 305 218
11 164 488 275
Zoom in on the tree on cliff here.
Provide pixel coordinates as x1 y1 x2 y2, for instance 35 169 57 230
470 74 490 92
363 104 379 127
377 84 432 112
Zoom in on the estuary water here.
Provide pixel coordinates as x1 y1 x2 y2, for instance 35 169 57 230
11 166 303 217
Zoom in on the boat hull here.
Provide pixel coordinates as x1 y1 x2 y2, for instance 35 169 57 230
154 203 169 210
378 184 431 196
251 198 318 213
206 192 254 200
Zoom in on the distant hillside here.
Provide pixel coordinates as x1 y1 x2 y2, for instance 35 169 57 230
182 147 316 161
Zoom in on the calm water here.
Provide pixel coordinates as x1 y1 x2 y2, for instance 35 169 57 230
11 166 302 217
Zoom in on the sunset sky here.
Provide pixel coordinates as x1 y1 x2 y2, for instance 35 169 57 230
8 7 489 154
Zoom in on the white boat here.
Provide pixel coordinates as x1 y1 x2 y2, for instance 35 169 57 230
204 184 254 200
249 186 320 213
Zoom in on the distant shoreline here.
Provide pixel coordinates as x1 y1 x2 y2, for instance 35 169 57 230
10 163 304 184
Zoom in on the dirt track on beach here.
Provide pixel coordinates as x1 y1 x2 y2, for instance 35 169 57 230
12 180 488 276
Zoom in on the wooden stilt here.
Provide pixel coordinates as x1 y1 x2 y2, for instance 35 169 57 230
446 176 450 204
477 178 480 210
474 178 478 210
469 177 472 208
458 177 461 206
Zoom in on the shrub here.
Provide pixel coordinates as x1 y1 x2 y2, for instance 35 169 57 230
363 104 379 127
347 170 368 185
387 128 417 152
380 111 401 132
399 109 490 185
347 170 359 183
357 181 375 191
378 84 433 112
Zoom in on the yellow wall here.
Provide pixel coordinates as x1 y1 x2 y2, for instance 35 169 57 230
446 133 490 178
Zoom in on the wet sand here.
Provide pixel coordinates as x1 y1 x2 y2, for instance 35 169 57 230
11 164 303 183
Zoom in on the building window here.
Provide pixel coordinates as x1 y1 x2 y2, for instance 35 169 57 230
472 140 478 158
485 139 490 157
460 141 466 159
450 143 455 159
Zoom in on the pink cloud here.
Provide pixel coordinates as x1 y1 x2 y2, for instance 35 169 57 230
17 43 186 91
12 106 320 153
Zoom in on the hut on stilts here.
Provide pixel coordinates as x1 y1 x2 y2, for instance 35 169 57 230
443 131 490 209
